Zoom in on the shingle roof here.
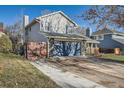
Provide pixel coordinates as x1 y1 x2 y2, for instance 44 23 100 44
113 38 124 45
92 28 124 36
42 32 85 41
27 31 99 43
41 32 99 43
83 35 100 43
28 32 48 42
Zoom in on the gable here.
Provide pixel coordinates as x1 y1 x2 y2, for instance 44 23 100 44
25 11 78 31
37 11 78 27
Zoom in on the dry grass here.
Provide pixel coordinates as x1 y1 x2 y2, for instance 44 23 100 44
0 53 59 88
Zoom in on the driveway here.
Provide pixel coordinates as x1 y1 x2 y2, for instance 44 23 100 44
31 61 104 88
45 57 124 88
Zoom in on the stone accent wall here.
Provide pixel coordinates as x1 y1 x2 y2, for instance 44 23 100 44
27 42 47 61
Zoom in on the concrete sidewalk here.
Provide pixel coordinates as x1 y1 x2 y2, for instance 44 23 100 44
31 61 105 88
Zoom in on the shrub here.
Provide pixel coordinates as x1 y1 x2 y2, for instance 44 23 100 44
0 33 12 53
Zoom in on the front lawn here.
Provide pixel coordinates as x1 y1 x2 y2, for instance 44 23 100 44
0 53 59 88
100 54 124 62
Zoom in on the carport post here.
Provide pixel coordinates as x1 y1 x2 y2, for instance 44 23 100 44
46 41 50 58
80 41 83 55
80 40 86 56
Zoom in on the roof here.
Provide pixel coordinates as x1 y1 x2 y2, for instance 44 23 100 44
83 36 100 43
27 30 99 43
25 18 40 29
92 28 124 36
113 38 124 45
41 32 99 43
27 32 48 42
42 32 85 41
25 11 78 28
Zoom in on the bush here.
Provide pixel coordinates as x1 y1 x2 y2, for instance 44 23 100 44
0 33 12 53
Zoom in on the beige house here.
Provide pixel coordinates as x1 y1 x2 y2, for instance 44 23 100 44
24 11 99 60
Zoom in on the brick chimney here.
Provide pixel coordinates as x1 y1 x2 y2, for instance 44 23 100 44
85 27 92 37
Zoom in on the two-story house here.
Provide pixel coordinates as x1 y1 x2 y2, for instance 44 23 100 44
92 28 124 54
24 11 99 60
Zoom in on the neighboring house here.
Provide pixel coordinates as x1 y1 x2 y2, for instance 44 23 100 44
24 11 99 60
91 28 124 54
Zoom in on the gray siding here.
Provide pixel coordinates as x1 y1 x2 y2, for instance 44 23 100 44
25 23 39 40
98 34 124 54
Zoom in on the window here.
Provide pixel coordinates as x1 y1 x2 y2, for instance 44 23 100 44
65 25 68 34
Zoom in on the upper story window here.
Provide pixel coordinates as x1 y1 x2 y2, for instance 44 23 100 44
65 25 74 34
65 25 68 34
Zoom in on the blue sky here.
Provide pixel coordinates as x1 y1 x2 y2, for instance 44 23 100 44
0 5 94 30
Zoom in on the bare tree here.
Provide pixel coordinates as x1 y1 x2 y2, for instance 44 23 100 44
41 9 53 16
79 5 124 30
5 21 22 54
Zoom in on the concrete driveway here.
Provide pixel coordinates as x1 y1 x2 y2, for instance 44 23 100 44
31 61 104 88
45 57 124 88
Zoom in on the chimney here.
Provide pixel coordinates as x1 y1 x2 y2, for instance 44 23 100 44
23 15 29 28
0 22 4 32
85 27 92 37
22 15 29 44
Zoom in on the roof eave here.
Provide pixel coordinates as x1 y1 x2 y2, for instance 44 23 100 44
25 18 40 29
59 11 78 27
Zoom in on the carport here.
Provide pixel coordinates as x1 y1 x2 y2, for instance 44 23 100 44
25 31 99 60
25 31 87 60
43 32 86 57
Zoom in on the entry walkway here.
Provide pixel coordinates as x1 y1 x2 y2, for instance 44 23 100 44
31 61 105 88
